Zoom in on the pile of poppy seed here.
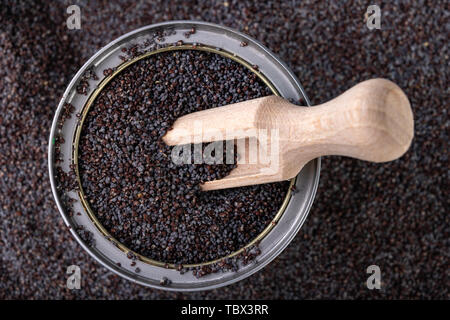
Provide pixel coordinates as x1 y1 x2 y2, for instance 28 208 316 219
1 1 448 299
78 50 289 265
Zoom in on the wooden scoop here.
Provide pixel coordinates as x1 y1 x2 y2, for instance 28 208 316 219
163 79 414 191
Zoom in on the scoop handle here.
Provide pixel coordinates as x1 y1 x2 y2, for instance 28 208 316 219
285 78 414 164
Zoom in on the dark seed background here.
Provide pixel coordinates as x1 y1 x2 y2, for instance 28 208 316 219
0 0 448 299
